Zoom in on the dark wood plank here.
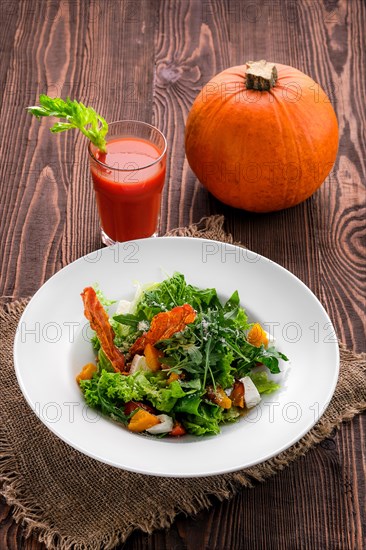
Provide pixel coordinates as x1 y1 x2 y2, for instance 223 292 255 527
0 1 364 549
0 0 159 297
62 0 159 264
0 0 87 298
155 0 231 233
0 2 20 114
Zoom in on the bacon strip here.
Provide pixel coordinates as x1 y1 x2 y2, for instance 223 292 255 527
81 287 126 373
130 304 196 355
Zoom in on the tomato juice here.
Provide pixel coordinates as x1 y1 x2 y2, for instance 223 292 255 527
88 123 167 244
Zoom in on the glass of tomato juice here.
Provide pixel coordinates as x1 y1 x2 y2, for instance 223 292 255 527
88 120 167 245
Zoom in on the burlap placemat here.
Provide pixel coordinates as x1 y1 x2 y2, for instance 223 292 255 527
1 216 365 550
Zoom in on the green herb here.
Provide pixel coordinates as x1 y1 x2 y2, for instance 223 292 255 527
27 95 108 152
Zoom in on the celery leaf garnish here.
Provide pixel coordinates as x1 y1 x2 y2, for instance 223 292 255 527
27 95 108 152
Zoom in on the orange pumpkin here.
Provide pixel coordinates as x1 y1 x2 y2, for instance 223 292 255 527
185 60 339 212
247 323 269 348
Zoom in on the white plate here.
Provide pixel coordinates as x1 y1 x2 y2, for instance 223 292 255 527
14 237 339 477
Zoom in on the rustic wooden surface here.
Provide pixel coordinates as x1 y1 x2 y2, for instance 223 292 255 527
0 0 365 548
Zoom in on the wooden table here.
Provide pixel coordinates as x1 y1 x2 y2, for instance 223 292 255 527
1 1 364 548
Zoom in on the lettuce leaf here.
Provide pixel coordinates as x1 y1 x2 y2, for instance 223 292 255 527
249 371 280 394
221 407 241 423
93 284 116 307
133 374 186 412
97 348 114 372
80 370 188 420
182 401 223 436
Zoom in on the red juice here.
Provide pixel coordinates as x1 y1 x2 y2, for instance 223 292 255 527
89 136 166 243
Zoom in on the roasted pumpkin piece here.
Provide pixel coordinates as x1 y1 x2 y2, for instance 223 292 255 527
230 380 245 408
144 343 163 372
167 372 180 384
76 363 98 383
127 409 160 433
247 323 269 348
206 385 232 409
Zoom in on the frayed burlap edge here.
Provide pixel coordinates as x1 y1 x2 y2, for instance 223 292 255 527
164 214 233 242
1 215 365 550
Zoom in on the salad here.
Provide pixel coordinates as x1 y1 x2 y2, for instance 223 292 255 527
76 273 288 437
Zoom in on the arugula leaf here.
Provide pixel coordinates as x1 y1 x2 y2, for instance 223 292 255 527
189 285 219 308
186 344 203 365
256 347 288 374
113 313 143 328
27 95 108 152
223 290 240 311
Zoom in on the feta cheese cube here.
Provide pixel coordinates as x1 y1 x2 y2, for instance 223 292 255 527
240 376 261 408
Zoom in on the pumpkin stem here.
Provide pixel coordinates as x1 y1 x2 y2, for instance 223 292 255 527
246 60 277 91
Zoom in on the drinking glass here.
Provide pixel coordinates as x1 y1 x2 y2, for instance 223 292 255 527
88 120 167 245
